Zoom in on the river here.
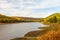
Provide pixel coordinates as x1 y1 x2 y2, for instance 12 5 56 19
0 22 47 40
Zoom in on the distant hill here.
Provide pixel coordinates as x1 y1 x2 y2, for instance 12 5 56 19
0 14 8 18
0 14 43 23
11 16 43 22
43 13 60 23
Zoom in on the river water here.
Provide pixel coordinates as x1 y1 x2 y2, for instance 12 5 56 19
0 22 47 40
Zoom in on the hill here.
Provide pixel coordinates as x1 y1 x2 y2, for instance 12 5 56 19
0 14 43 23
43 13 60 23
0 14 8 18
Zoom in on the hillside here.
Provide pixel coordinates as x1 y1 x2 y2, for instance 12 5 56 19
0 14 43 23
43 13 60 23
0 14 9 18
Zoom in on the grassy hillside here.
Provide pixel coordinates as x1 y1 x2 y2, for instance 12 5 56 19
42 13 60 24
37 13 60 40
0 14 8 18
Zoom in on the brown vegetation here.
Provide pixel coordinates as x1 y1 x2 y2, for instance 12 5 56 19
24 30 47 37
37 30 60 40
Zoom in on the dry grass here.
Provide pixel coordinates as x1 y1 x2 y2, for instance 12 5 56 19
37 24 60 40
37 30 60 40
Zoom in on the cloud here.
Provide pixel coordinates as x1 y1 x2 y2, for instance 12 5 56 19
0 0 60 18
26 0 60 9
39 0 60 8
0 0 13 9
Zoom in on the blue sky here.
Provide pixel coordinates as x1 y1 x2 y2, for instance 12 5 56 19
0 0 60 18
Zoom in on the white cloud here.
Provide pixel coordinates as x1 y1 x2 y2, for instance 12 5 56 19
26 0 60 9
39 0 60 8
0 8 32 17
0 3 13 9
0 0 60 18
0 0 13 9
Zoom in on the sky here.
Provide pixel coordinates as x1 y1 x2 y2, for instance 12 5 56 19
0 0 60 18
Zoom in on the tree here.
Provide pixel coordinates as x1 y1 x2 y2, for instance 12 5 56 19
53 16 57 23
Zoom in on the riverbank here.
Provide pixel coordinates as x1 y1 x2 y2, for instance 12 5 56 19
0 22 39 24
